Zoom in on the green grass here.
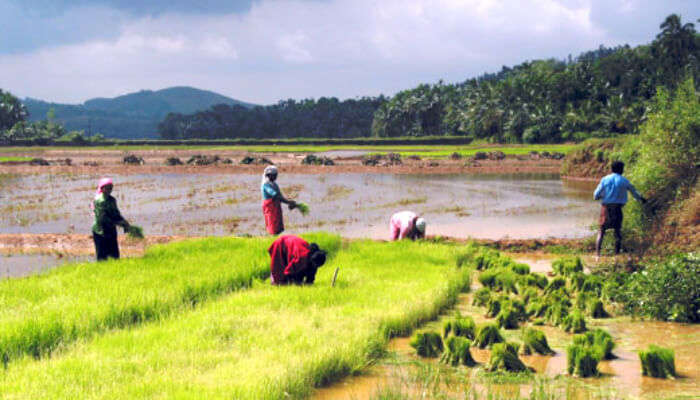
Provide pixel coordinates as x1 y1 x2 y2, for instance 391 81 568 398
0 156 33 163
372 144 575 159
0 238 471 399
0 233 340 365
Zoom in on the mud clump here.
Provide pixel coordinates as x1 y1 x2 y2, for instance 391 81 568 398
240 156 273 165
639 345 676 379
301 154 334 166
450 152 463 160
474 323 505 348
29 158 50 166
410 331 443 357
521 328 555 355
187 155 220 165
361 154 382 166
486 342 531 372
440 336 477 367
123 154 144 165
406 155 421 161
165 157 183 166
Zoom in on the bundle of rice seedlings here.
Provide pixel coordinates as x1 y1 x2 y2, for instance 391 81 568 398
125 225 144 240
639 345 676 378
562 311 587 333
520 328 554 355
586 298 609 318
569 272 587 292
545 299 569 326
486 342 530 372
552 256 584 277
443 316 476 339
474 250 504 270
485 295 506 318
479 268 519 293
574 329 616 360
496 306 520 329
440 336 477 367
567 344 600 377
520 287 539 304
580 275 604 295
472 287 491 307
510 263 530 275
544 277 567 294
409 331 444 358
295 202 310 215
532 318 545 326
474 323 505 348
526 300 548 318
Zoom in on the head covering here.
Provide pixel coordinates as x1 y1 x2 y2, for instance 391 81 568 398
261 165 278 185
415 217 426 233
96 177 113 195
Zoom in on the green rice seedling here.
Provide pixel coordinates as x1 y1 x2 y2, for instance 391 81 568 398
440 336 477 367
586 298 609 318
295 202 310 215
552 256 584 277
479 268 518 293
473 249 511 271
520 287 539 304
526 300 548 318
517 273 547 291
474 323 505 348
567 344 600 377
562 311 587 333
0 233 341 366
580 275 604 296
520 328 554 355
574 329 616 360
485 295 508 317
472 287 491 307
544 299 570 326
510 263 530 275
454 243 480 268
443 316 476 339
410 331 444 358
569 272 586 292
574 291 590 311
125 224 144 239
0 239 472 399
486 342 530 373
532 318 545 326
496 306 520 329
544 277 567 294
639 345 676 378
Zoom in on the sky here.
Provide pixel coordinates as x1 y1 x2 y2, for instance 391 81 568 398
0 0 698 105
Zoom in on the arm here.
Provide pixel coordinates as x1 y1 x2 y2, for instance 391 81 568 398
626 180 645 203
107 198 129 228
303 265 318 285
593 180 604 201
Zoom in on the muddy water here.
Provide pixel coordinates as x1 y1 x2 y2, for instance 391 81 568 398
0 172 597 240
314 282 700 399
0 253 90 278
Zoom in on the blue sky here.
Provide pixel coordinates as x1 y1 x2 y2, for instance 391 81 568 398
0 0 697 104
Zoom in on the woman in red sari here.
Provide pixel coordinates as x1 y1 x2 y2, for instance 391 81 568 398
261 165 296 235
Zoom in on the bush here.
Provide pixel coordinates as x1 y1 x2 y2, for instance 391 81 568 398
487 342 530 372
410 331 443 357
440 336 477 367
443 316 476 340
639 345 676 378
474 323 505 349
521 328 554 355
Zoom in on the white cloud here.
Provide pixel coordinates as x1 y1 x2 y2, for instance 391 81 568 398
1 0 697 104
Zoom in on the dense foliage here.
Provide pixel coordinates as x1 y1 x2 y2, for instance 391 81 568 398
0 89 28 131
373 15 698 142
158 96 386 139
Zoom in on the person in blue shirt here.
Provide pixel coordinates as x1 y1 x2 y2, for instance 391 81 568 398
593 161 646 256
261 165 297 235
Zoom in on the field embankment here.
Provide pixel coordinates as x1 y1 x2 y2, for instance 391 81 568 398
0 237 471 399
0 234 339 365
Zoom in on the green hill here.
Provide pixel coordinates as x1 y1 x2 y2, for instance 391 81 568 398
24 87 255 139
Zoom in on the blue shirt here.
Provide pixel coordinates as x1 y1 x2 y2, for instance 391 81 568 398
594 173 642 205
261 182 280 200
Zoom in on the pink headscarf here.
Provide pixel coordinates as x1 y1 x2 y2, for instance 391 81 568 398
91 177 113 210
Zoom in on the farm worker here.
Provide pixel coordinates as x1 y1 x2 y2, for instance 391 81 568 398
261 165 297 235
268 235 327 285
390 211 426 240
593 161 646 257
91 177 131 261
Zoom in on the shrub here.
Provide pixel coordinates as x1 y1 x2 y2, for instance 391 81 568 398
552 257 583 277
443 316 476 340
474 324 504 348
440 336 477 367
409 331 443 357
486 342 530 372
639 345 676 378
520 328 554 355
567 344 600 377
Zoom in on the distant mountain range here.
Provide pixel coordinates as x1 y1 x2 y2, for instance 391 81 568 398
24 87 255 139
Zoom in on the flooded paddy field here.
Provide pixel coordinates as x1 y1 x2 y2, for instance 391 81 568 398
0 172 597 240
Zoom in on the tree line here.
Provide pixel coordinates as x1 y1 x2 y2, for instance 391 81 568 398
156 14 698 143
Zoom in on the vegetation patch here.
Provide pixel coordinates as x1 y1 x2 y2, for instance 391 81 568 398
567 344 600 378
442 315 476 340
410 331 444 358
520 328 554 356
440 336 477 367
486 342 530 373
639 345 676 379
474 323 505 349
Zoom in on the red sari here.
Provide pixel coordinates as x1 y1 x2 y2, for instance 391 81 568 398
262 198 284 235
268 235 311 285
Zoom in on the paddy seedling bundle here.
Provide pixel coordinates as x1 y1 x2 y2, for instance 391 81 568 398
639 345 676 379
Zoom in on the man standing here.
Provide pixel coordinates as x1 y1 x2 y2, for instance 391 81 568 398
594 161 646 256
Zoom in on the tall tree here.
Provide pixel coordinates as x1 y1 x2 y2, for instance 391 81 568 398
0 89 28 131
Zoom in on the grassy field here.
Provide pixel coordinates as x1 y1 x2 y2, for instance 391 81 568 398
0 237 471 399
0 234 340 365
0 156 33 163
